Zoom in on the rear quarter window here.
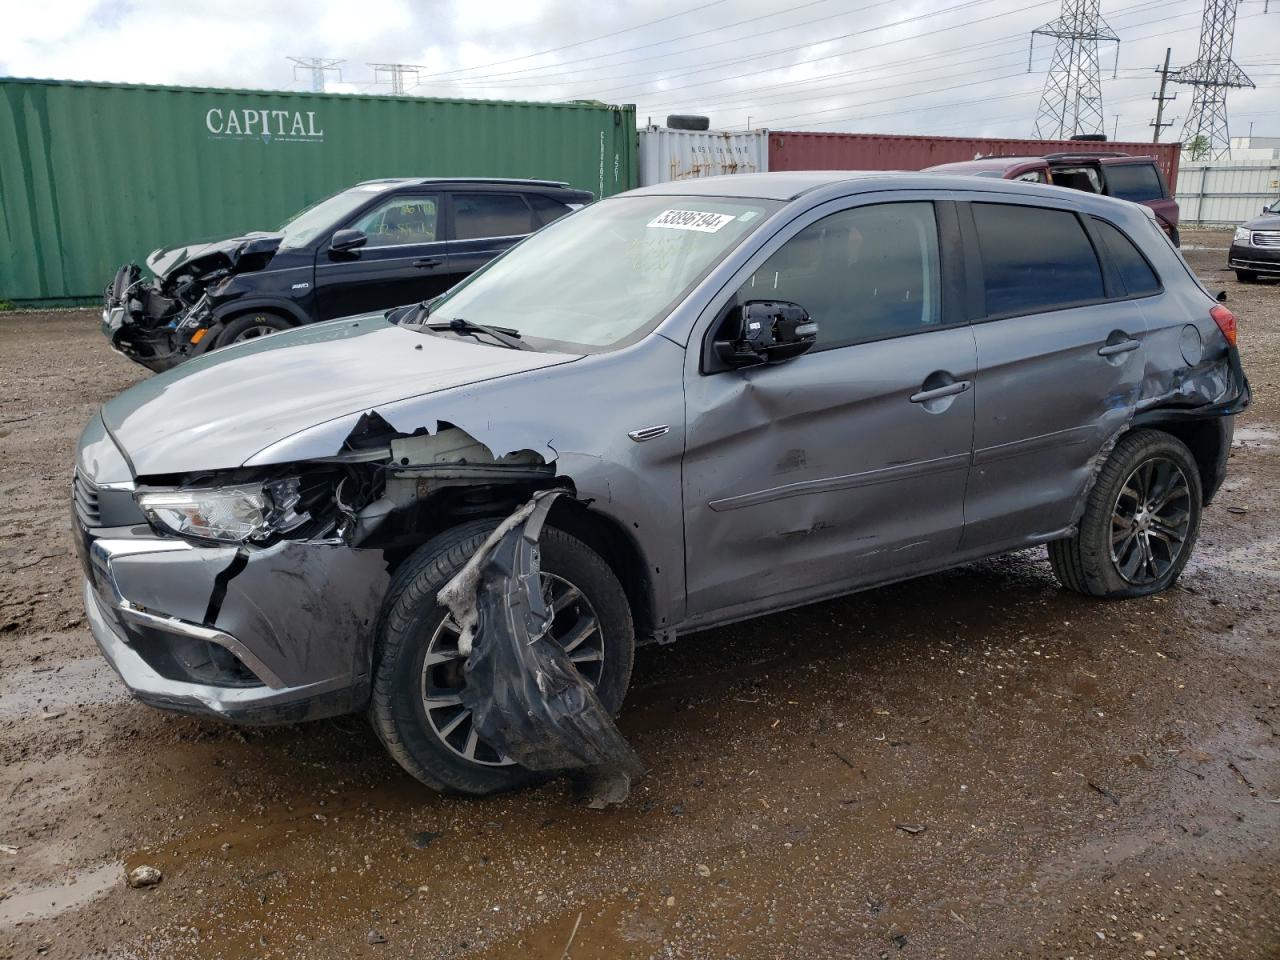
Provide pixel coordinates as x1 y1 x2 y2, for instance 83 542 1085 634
971 203 1105 318
1090 218 1162 298
1104 164 1165 202
526 193 574 227
453 193 537 240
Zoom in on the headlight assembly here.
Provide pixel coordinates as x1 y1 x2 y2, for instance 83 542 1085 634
137 477 309 543
1234 227 1251 244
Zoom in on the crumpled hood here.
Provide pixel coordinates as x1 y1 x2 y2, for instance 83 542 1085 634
1240 213 1280 232
146 232 282 281
102 314 578 477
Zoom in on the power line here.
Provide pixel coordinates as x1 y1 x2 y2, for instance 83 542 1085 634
413 0 733 81
641 0 1191 127
581 0 1060 103
413 0 840 88
636 0 1182 117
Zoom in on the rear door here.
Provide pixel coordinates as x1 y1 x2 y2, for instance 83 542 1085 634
681 197 977 623
1101 161 1179 235
443 191 539 289
313 192 447 319
958 199 1149 551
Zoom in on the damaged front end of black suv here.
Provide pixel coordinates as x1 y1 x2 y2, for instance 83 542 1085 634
102 234 282 372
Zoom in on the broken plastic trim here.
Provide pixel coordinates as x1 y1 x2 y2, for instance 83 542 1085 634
437 490 644 807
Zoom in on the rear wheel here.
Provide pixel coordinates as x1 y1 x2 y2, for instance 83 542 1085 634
1049 429 1202 598
1236 270 1258 283
216 312 293 346
370 520 635 795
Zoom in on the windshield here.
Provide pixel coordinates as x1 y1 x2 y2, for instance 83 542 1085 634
424 194 781 352
1269 199 1280 214
277 182 400 250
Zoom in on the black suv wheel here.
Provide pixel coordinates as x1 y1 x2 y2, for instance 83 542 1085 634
370 520 635 795
1049 429 1202 598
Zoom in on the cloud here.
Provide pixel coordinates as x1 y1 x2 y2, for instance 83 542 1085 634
1 0 1275 140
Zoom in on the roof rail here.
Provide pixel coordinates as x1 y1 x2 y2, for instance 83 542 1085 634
1041 151 1135 160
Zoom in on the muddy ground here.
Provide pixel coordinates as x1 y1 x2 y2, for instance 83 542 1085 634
1 229 1277 959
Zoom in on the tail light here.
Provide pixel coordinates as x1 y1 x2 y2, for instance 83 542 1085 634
1210 304 1237 347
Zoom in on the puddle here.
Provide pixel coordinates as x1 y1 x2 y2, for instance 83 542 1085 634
0 656 126 720
0 861 120 926
1233 425 1279 450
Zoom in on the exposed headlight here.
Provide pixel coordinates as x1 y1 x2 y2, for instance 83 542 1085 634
1234 227 1251 244
137 478 308 543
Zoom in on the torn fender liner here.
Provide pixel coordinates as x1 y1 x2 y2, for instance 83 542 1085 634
437 491 645 806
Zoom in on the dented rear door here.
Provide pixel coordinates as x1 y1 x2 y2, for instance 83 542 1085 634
958 199 1148 551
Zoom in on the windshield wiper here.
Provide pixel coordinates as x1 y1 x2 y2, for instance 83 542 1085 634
425 317 532 351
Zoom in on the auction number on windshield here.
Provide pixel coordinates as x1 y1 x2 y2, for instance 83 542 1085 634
647 209 737 233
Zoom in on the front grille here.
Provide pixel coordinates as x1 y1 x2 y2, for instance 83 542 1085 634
1252 230 1280 248
72 471 102 527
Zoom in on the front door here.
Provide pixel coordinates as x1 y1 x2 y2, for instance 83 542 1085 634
681 199 977 624
314 193 448 319
958 199 1148 550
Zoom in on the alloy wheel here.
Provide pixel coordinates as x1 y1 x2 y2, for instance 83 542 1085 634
232 324 277 343
420 573 605 766
1109 456 1192 585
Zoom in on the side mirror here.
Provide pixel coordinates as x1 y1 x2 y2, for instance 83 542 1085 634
329 229 368 254
714 300 818 369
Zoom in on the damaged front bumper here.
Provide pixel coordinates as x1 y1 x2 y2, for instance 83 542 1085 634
78 529 389 725
101 293 218 373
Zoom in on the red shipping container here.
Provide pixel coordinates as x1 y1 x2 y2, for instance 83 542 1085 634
767 131 1182 191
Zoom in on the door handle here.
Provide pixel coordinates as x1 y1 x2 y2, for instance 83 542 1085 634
1097 338 1140 357
910 379 971 404
413 257 444 268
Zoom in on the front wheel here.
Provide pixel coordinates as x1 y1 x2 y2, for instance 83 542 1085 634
370 521 635 795
216 312 293 346
1049 429 1202 598
1236 270 1259 284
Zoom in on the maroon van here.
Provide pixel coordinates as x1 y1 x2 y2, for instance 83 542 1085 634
927 153 1181 246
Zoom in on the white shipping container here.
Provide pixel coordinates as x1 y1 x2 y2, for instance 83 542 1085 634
638 126 769 187
1176 162 1280 226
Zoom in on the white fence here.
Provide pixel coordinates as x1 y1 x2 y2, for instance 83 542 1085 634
1176 162 1280 226
638 127 769 187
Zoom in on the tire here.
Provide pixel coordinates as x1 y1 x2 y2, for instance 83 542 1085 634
1049 429 1202 599
665 114 710 131
370 520 635 795
1168 226 1181 248
215 311 293 346
1236 270 1258 283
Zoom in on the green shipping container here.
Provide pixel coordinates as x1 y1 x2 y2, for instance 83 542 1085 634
0 78 637 306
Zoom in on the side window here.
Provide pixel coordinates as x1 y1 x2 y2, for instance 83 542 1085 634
1104 164 1165 202
1050 166 1102 193
453 193 536 240
1091 218 1162 297
1013 170 1048 184
735 202 942 351
972 203 1104 318
526 193 574 227
350 196 439 247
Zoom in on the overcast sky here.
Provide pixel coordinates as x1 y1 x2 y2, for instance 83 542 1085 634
3 0 1277 142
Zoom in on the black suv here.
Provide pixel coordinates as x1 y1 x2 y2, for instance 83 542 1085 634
102 178 592 371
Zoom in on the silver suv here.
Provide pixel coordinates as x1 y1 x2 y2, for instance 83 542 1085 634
74 172 1249 795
